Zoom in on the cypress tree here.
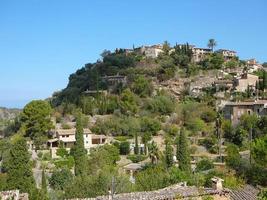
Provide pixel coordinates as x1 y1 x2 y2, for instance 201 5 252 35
165 139 174 168
176 128 191 172
6 137 36 197
72 112 87 176
41 169 47 193
40 169 48 200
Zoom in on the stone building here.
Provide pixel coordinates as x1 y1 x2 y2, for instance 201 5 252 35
47 128 107 158
192 47 212 62
234 73 259 92
140 44 164 58
215 49 237 61
223 100 267 125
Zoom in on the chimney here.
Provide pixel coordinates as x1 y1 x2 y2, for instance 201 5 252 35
211 177 224 191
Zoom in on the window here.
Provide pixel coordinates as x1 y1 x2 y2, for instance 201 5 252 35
248 110 251 115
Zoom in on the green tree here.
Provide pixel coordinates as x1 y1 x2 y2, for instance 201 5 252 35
225 144 241 170
263 71 267 90
240 113 258 132
148 141 160 164
147 95 174 115
6 137 36 197
162 41 171 55
207 39 217 52
56 142 69 158
0 173 7 191
40 169 48 200
140 116 161 136
196 158 214 172
135 166 169 191
49 168 73 190
222 120 234 140
176 128 191 172
41 170 47 193
209 53 224 69
134 132 139 155
141 132 152 155
119 89 138 114
131 75 153 97
119 141 130 155
71 112 87 176
21 100 53 148
164 139 174 168
88 144 120 174
252 135 267 167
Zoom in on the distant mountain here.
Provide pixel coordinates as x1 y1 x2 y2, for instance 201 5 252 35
0 107 21 121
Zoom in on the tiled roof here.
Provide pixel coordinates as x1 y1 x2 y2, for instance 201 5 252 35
229 185 259 200
67 184 230 200
225 100 267 106
56 128 92 135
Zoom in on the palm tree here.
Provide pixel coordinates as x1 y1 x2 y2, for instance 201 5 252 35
148 141 160 164
207 39 217 52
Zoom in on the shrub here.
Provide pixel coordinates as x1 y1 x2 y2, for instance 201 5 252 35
127 154 147 163
146 95 174 115
135 165 170 191
140 117 161 136
37 151 43 159
201 109 216 123
42 152 51 161
131 75 154 97
54 156 74 169
196 158 214 172
56 147 69 158
224 175 244 189
114 135 132 142
62 123 71 129
119 141 130 155
199 138 216 152
168 167 190 184
49 168 73 190
0 173 7 191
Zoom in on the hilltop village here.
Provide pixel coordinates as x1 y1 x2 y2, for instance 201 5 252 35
0 40 267 200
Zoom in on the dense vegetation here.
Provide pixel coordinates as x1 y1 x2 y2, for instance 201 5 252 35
0 40 266 199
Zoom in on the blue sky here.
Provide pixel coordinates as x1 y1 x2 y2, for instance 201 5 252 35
0 0 266 108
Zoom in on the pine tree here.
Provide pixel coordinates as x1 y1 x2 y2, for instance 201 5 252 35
176 128 191 172
71 112 87 176
6 137 36 196
164 139 174 168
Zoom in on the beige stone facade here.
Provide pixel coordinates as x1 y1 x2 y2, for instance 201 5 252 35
47 128 107 158
215 49 237 61
223 100 267 125
234 73 259 92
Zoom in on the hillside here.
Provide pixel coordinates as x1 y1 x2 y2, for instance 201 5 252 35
0 107 21 121
0 41 266 199
52 42 246 106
